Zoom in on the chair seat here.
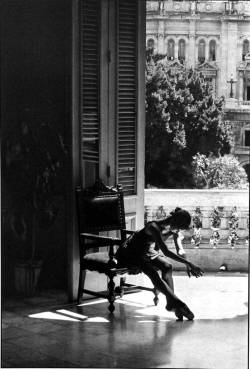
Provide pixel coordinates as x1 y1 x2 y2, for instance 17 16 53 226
82 252 140 275
83 252 125 274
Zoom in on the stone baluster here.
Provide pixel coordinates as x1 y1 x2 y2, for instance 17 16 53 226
191 207 203 248
209 207 223 248
227 206 239 249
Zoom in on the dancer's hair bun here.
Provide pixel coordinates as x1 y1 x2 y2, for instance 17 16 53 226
170 207 182 215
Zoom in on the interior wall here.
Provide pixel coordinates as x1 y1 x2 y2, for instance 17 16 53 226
2 0 71 295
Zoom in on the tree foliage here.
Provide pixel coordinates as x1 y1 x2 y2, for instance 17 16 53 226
145 50 234 188
192 153 249 189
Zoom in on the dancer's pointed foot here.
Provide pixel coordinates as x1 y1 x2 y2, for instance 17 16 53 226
174 304 194 321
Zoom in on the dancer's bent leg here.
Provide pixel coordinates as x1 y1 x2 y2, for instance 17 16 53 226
151 256 175 310
151 256 174 291
140 260 183 310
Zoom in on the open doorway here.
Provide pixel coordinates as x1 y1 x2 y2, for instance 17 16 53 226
145 0 248 191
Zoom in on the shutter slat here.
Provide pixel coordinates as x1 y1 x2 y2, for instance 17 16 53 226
117 0 137 196
80 0 99 163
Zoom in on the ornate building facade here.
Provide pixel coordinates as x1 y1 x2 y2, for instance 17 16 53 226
146 0 250 179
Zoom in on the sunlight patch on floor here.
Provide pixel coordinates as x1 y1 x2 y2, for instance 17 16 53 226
29 312 80 321
77 299 107 306
29 276 247 322
56 309 88 320
29 310 110 322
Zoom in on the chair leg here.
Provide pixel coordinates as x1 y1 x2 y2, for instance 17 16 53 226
77 268 86 304
119 276 126 298
107 276 116 313
153 287 159 306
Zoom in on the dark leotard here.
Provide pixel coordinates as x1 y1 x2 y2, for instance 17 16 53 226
115 222 161 267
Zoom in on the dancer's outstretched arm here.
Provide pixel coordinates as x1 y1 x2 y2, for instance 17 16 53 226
147 222 203 278
172 232 192 277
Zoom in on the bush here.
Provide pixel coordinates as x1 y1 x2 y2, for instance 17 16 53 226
145 50 234 188
192 153 249 189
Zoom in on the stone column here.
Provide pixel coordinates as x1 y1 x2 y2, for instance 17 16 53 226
205 40 209 61
219 20 228 97
175 41 178 60
188 20 196 67
238 70 244 101
157 20 165 54
227 21 238 97
157 34 165 54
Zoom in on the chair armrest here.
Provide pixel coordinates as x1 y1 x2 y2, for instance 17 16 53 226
80 232 122 245
121 229 135 235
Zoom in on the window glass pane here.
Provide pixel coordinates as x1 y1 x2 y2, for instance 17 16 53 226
245 130 250 147
198 40 205 63
247 86 250 101
147 38 154 48
209 40 216 61
243 40 249 61
168 40 175 60
178 39 185 62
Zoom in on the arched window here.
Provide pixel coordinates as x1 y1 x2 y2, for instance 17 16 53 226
242 40 249 61
178 39 186 64
147 38 154 49
167 39 175 60
209 40 216 61
198 39 205 64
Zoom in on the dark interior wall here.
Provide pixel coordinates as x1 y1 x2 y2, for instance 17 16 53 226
2 0 71 294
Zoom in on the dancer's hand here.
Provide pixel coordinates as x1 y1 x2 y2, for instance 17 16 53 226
186 264 192 278
189 263 204 278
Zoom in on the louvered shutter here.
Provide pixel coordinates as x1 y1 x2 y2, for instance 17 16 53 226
117 0 137 196
80 0 100 165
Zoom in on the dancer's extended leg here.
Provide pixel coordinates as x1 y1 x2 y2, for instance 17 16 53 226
140 260 182 310
140 258 194 320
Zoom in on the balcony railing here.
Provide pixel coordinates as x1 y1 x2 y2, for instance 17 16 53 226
144 189 249 249
241 101 250 106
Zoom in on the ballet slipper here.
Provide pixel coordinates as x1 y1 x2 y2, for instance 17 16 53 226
174 304 194 321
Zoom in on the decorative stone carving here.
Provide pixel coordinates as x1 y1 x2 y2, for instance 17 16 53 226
190 1 196 15
158 33 164 39
175 4 180 11
209 207 224 248
196 61 218 77
155 206 167 220
191 207 203 248
158 1 165 13
205 3 212 12
227 206 239 248
147 1 158 11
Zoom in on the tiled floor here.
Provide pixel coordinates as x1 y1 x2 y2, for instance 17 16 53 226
2 272 248 368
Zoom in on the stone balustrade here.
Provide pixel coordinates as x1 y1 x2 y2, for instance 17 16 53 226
145 189 249 243
144 189 249 271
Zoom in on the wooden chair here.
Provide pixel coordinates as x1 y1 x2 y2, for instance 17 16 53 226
75 180 159 313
